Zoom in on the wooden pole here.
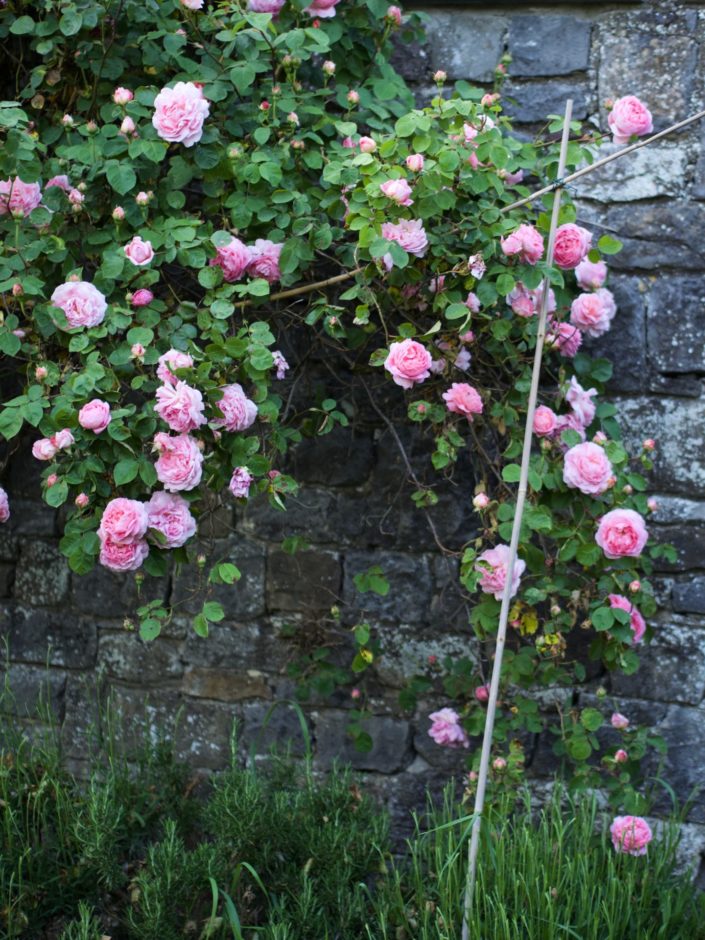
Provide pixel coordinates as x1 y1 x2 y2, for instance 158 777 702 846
460 99 574 940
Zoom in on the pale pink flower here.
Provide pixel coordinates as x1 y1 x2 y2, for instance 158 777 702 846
99 536 149 572
563 442 613 495
384 339 432 389
146 491 197 547
611 712 630 730
501 169 524 186
346 91 359 106
68 188 84 207
75 493 89 508
32 438 57 461
50 281 107 329
473 492 489 510
303 0 341 17
570 289 616 338
468 254 486 279
443 383 483 420
553 223 592 269
131 343 145 359
131 289 154 307
46 474 58 488
135 191 151 206
465 292 480 313
643 438 656 451
51 429 74 450
575 258 607 290
476 544 526 600
213 383 258 432
112 206 125 221
596 509 648 559
566 376 597 427
120 116 136 136
46 175 71 192
614 748 628 763
608 96 653 146
272 350 289 379
381 219 428 270
647 497 658 513
474 684 490 703
153 432 204 492
180 0 204 8
152 81 210 147
428 708 469 748
359 136 377 153
342 136 356 149
35 366 48 381
547 320 583 358
78 399 112 434
608 593 646 643
98 497 148 544
229 466 254 498
322 60 336 76
380 178 413 206
247 239 282 283
492 757 507 771
248 0 286 10
610 815 652 856
0 177 42 217
433 70 447 82
113 87 134 105
500 224 544 265
210 237 251 282
386 4 402 25
508 282 556 318
154 381 206 433
454 347 471 372
406 153 424 172
123 235 154 266
429 275 445 294
157 349 194 385
533 405 557 437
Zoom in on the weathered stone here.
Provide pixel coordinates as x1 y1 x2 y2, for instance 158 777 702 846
314 710 411 773
241 700 310 757
182 667 271 702
0 663 65 717
652 496 705 525
5 604 97 669
266 549 342 612
242 487 365 546
583 276 646 394
343 550 433 624
503 81 589 124
170 536 266 619
646 276 705 375
14 540 69 607
694 128 705 202
653 704 705 823
286 426 374 487
98 631 184 683
652 524 705 572
0 563 14 597
390 34 430 84
182 621 266 669
71 564 168 619
673 579 705 615
375 625 475 689
579 144 688 203
174 697 240 769
508 16 591 76
8 499 55 537
425 13 506 82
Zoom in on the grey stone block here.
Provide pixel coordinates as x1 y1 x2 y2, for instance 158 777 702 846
266 549 342 612
509 16 591 76
241 488 365 546
286 426 374 487
71 563 167 619
8 499 56 537
653 704 705 823
241 700 309 757
182 667 271 703
673 580 705 616
174 697 239 769
5 605 97 669
343 550 433 624
390 34 430 84
0 663 65 717
652 525 705 573
0 563 14 597
646 276 705 375
425 13 505 82
578 144 687 203
503 80 589 124
98 631 184 683
583 276 645 394
14 541 69 607
170 536 266 619
314 710 411 773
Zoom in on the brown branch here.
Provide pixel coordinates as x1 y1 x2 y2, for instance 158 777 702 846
235 267 364 309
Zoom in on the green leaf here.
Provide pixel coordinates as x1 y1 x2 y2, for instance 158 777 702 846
353 566 390 597
597 234 623 255
114 458 139 486
203 600 225 622
193 613 209 637
568 736 592 761
592 607 615 632
580 707 603 732
45 480 69 508
106 162 136 195
217 563 241 584
10 15 35 34
140 619 162 642
502 463 521 483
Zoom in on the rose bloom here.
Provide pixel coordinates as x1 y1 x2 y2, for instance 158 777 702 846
547 320 583 358
380 178 413 206
303 0 341 17
533 405 557 437
381 219 428 270
154 381 206 433
608 593 646 644
406 153 424 172
157 348 194 385
32 438 57 461
610 815 653 856
614 748 628 763
611 712 630 730
153 432 204 492
98 497 148 545
473 492 489 510
359 136 377 153
563 442 613 495
152 81 210 147
500 224 544 265
123 235 154 266
50 281 107 329
468 254 486 279
570 289 616 338
474 684 490 703
99 536 149 572
596 508 648 559
146 491 197 548
508 282 556 318
210 237 251 282
247 239 283 283
384 339 432 389
180 0 203 8
0 487 10 524
78 399 112 434
120 116 136 136
272 349 289 379
0 177 42 217
455 347 471 372
131 288 154 307
443 383 483 421
476 543 526 600
113 87 134 105
575 258 607 290
229 466 254 498
386 4 402 25
428 708 469 749
45 175 71 192
566 376 597 427
248 0 286 11
51 428 74 450
552 223 592 269
214 383 258 432
464 292 480 314
608 96 653 146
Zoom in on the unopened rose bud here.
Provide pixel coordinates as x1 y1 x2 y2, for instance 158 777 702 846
86 120 98 134
416 403 427 415
131 343 146 359
622 484 633 495
12 329 26 338
550 604 561 617
473 492 489 510
113 87 134 105
197 554 206 567
228 146 241 159
427 654 437 665
481 93 499 106
611 711 629 729
386 5 402 26
322 60 336 76
11 208 25 220
75 492 89 508
647 497 657 513
604 98 614 111
68 188 84 206
351 687 361 699
12 283 23 297
120 116 136 135
123 617 134 631
433 70 447 83
496 63 507 74
259 100 270 111
35 366 48 380
135 191 151 206
492 757 507 771
346 90 360 105
596 686 607 699
629 580 641 593
62 114 74 127
468 770 478 782
268 469 281 480
593 431 607 444
46 473 58 488
112 206 125 221
287 111 299 124
291 140 304 150
474 683 490 703
643 438 656 451
359 136 376 153
406 153 424 172
614 748 628 763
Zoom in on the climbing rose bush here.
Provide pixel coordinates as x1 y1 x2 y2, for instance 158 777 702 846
0 0 668 802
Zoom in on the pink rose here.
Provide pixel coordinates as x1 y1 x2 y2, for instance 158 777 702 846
442 383 483 420
563 442 613 495
384 339 432 389
570 289 616 338
473 492 489 510
75 493 89 508
229 466 254 498
248 0 286 10
210 237 252 282
180 0 203 8
475 543 526 600
50 281 107 329
610 815 652 856
468 254 485 279
0 177 42 217
146 491 197 548
152 81 210 147
406 153 424 172
380 179 413 206
428 708 469 748
51 428 75 450
99 536 149 572
78 399 112 434
500 224 544 265
608 593 646 644
566 376 597 427
154 381 206 433
32 438 58 461
502 169 524 186
508 282 556 318
359 136 377 153
465 292 480 313
608 96 653 146
381 219 428 270
454 347 471 372
575 258 607 290
246 239 283 284
611 712 629 730
547 320 583 358
596 508 648 559
46 175 71 192
533 405 557 437
113 87 134 105
386 4 402 25
272 350 289 379
552 223 592 270
98 497 149 544
0 487 9 523
131 289 154 307
214 383 258 432
303 0 341 17
157 348 194 385
153 432 204 492
614 748 628 763
124 236 154 266
120 116 136 136
554 413 586 445
474 684 490 704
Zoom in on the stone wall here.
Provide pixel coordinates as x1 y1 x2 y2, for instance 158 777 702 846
2 0 705 865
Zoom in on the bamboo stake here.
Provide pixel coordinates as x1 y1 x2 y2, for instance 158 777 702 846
460 99 574 940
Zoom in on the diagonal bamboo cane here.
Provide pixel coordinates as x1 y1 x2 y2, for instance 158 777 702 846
460 99 574 940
